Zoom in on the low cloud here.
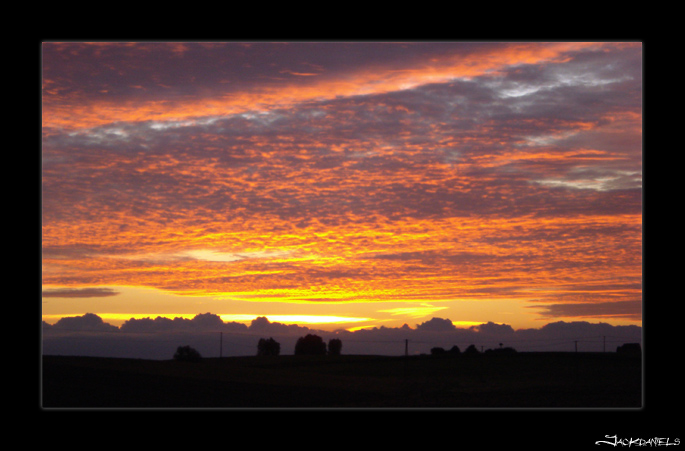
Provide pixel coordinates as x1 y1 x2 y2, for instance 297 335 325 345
415 317 457 332
42 288 119 298
470 321 516 335
44 313 119 332
42 313 642 359
530 300 642 321
119 313 249 333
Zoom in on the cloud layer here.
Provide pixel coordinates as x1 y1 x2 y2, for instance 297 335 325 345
42 42 642 327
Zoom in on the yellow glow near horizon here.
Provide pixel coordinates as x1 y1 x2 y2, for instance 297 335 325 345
218 314 373 325
452 321 493 327
379 305 449 318
41 313 198 325
42 313 374 327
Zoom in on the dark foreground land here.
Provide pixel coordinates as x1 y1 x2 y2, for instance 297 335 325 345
42 352 641 408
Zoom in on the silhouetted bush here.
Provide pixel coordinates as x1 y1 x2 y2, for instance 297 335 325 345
448 345 461 355
464 344 480 355
257 337 281 356
616 343 641 355
294 334 327 355
430 347 446 356
328 338 342 355
173 345 202 362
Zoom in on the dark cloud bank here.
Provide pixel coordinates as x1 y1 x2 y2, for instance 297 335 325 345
42 313 641 360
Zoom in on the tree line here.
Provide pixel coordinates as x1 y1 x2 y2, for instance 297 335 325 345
172 334 528 362
254 334 343 356
173 337 642 361
173 334 342 361
429 343 518 356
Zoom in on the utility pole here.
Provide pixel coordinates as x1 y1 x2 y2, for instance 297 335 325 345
574 340 578 353
220 332 223 358
405 339 408 357
603 336 606 353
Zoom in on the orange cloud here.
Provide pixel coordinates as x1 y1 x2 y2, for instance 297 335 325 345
42 42 627 131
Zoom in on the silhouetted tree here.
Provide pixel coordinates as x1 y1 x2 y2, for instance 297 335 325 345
173 345 202 362
257 337 281 356
430 347 446 356
328 338 342 355
294 334 326 355
448 345 461 355
464 344 480 355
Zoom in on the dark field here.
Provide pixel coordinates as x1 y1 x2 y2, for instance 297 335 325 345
41 352 642 408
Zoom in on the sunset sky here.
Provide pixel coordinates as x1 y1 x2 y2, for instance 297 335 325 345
41 41 642 333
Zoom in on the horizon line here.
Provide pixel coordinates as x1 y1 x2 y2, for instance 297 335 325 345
41 311 641 332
